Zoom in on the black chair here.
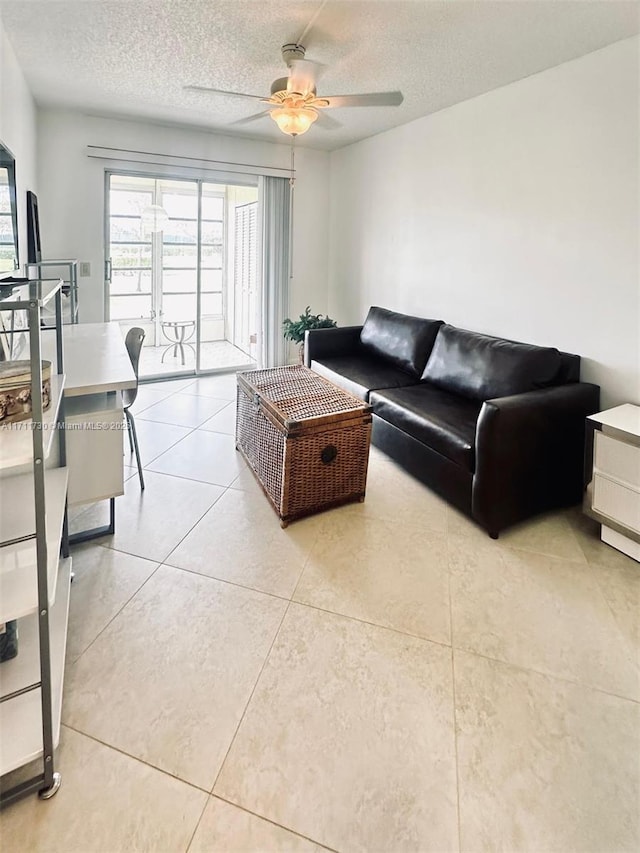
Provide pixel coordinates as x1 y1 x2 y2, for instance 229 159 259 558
123 327 145 490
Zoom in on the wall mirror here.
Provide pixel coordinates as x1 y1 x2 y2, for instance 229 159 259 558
0 141 19 275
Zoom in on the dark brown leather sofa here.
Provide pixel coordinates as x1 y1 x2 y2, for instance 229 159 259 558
305 306 600 537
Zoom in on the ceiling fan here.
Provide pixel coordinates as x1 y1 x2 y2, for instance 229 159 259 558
184 44 404 137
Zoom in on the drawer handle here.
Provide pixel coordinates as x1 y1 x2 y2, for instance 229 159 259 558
321 445 338 465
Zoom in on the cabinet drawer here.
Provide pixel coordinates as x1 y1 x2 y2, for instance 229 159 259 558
592 474 640 533
594 431 640 489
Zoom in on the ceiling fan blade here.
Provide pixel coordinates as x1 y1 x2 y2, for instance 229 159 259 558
322 91 404 108
315 111 342 130
184 85 264 101
287 59 322 97
229 110 272 127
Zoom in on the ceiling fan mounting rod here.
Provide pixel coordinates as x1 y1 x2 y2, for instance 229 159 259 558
281 43 306 66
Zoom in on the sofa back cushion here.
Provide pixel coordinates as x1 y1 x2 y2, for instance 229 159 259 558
360 307 443 377
421 324 563 401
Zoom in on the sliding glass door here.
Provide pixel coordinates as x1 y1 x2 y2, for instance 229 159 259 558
106 173 259 380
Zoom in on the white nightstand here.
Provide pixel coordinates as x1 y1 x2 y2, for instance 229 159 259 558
585 404 640 562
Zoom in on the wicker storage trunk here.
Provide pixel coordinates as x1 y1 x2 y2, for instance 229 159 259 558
236 365 372 526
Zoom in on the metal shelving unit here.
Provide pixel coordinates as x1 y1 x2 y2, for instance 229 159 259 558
25 260 79 326
0 279 70 808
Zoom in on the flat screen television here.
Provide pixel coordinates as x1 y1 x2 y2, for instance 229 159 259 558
26 189 41 264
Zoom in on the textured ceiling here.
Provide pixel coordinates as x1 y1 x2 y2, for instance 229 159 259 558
1 0 638 151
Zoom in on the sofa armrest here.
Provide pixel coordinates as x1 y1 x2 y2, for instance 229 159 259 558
304 326 364 367
473 382 600 535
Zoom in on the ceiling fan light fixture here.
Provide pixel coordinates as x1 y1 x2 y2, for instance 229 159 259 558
141 204 169 235
270 106 318 136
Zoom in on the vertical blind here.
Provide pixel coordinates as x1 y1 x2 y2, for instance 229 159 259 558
259 176 291 368
234 202 258 305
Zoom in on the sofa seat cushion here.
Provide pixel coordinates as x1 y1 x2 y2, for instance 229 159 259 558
422 324 563 402
311 356 419 402
360 307 443 377
370 384 481 471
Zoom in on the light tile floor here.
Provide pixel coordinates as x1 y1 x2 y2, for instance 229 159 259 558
139 341 255 381
1 372 638 852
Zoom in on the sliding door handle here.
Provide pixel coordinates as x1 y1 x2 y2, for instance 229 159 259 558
104 258 112 283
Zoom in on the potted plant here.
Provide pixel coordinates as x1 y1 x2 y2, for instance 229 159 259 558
283 306 337 362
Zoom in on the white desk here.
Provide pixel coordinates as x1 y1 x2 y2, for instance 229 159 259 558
44 322 135 397
43 324 135 522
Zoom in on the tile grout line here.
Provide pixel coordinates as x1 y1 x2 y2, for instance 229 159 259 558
163 560 294 604
163 557 456 650
183 794 211 853
141 464 239 490
583 549 640 667
60 723 211 795
192 506 439 851
446 505 592 566
131 392 184 414
175 544 640 704
446 533 463 853
130 385 241 486
194 424 236 438
74 539 640 708
289 521 325 603
132 390 190 414
121 382 207 473
159 548 640 707
134 422 200 468
150 395 232 414
451 648 464 853
208 597 294 796
139 432 240 480
66 561 162 666
63 378 639 852
448 534 640 704
454 644 640 706
67 458 231 667
128 377 201 412
137 393 228 411
68 465 226 548
67 446 332 848
207 793 340 853
179 565 640 706
290 597 454 648
136 394 232 428
155 487 230 565
63 472 234 825
137 413 227 431
85 525 640 708
446 528 592 568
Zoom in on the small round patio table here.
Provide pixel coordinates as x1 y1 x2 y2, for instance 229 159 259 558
160 320 196 365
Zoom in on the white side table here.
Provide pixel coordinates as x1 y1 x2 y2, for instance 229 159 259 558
585 404 640 562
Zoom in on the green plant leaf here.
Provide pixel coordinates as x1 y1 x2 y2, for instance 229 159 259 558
282 306 337 343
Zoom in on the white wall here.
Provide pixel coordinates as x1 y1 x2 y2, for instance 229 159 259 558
329 37 639 408
0 17 37 268
36 110 330 326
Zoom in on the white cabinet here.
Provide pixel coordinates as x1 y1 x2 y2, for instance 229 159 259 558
55 393 124 507
586 404 640 562
41 324 133 519
0 279 70 806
